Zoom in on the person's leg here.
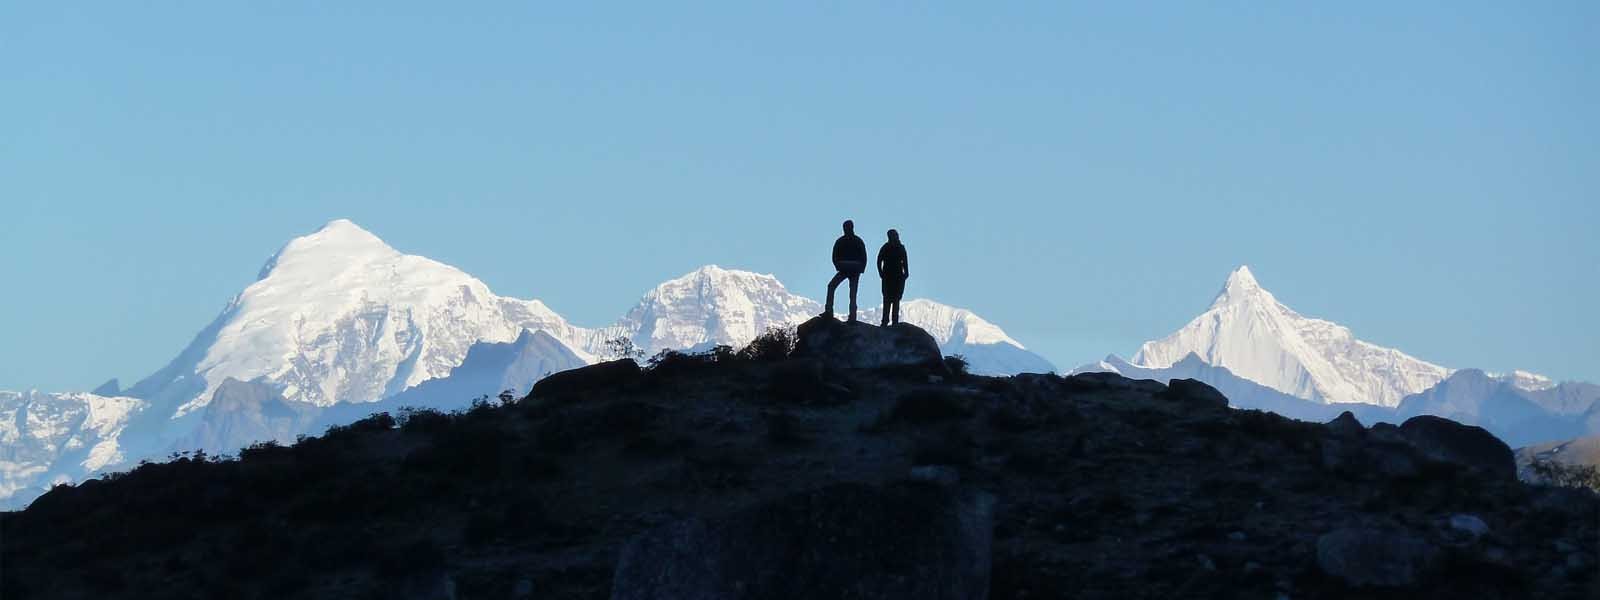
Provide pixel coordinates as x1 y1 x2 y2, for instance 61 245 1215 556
824 271 847 315
847 274 860 321
886 278 904 325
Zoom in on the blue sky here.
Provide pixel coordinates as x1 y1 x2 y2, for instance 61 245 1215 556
3 3 1596 391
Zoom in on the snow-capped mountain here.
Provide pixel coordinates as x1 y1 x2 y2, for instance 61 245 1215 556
1 222 1050 507
595 265 820 357
0 391 147 508
1131 266 1452 408
864 300 1055 375
595 265 1054 375
126 219 597 418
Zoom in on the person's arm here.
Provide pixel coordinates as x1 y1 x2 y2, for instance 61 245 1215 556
876 245 886 276
902 247 910 279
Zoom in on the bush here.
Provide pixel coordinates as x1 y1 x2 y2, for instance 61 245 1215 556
943 354 970 377
739 327 796 362
239 440 289 462
604 336 645 362
646 347 729 380
1530 460 1600 492
399 406 452 434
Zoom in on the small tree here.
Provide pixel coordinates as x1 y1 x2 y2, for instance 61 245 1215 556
738 326 797 362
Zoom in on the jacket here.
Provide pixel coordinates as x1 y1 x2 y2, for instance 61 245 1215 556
832 234 867 273
877 241 908 280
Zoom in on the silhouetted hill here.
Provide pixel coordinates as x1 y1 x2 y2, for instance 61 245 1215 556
3 324 1595 599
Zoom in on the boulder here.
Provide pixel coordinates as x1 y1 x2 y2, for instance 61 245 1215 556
528 359 640 400
1063 372 1167 395
1398 416 1516 481
1316 528 1438 588
611 482 994 600
791 317 945 372
1158 378 1229 410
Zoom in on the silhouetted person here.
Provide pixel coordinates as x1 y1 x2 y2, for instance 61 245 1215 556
824 219 868 322
877 229 909 326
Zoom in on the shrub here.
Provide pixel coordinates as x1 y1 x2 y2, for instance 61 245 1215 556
348 412 398 433
399 406 452 434
739 327 796 362
646 347 726 380
239 440 289 462
943 354 970 377
604 336 645 362
1529 460 1600 492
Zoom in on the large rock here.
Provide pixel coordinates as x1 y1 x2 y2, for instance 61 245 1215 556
1157 378 1229 410
527 359 640 400
1398 415 1516 481
1316 528 1438 588
612 482 995 600
791 317 945 372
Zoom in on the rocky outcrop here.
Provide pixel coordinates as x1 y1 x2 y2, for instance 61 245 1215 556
1399 415 1516 481
612 482 995 600
527 359 641 400
791 317 945 372
1157 378 1229 410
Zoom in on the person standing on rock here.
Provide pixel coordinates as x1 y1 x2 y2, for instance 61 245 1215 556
877 229 909 326
824 219 868 322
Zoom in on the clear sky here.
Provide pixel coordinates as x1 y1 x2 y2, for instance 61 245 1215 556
3 3 1596 391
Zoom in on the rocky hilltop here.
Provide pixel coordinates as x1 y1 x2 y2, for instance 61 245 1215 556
3 320 1595 599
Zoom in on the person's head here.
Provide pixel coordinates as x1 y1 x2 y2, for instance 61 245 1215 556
842 220 854 234
887 229 899 242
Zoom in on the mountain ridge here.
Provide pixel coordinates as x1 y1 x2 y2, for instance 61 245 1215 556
0 221 1051 506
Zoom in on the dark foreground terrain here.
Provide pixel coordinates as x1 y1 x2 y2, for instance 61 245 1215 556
3 324 1597 599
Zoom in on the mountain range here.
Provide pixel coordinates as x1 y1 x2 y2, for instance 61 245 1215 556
4 222 1593 508
1075 266 1600 449
0 220 1052 507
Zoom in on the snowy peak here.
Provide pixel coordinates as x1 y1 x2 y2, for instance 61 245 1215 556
1211 265 1270 307
137 219 589 418
603 265 1051 375
257 219 397 280
610 265 821 356
1134 266 1450 407
1500 370 1557 392
869 299 1023 348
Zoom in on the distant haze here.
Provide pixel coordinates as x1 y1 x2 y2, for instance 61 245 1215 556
2 4 1595 390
